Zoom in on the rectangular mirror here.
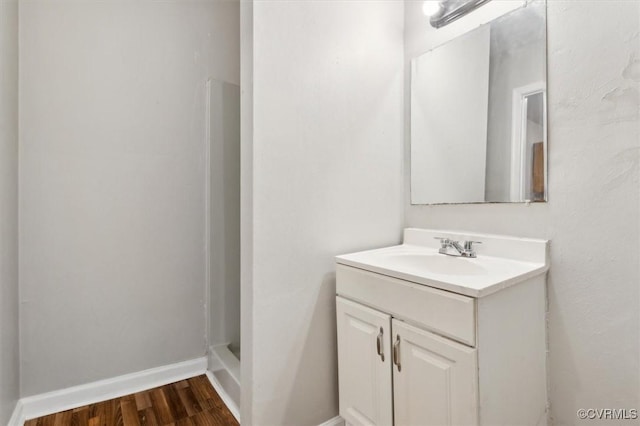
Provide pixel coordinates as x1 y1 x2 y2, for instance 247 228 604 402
410 1 547 204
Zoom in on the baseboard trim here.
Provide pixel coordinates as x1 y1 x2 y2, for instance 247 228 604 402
17 357 207 424
205 371 240 422
208 344 240 387
7 400 25 426
318 415 345 426
10 356 341 426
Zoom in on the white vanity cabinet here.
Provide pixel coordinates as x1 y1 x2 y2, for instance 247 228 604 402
391 319 478 426
337 294 479 426
336 297 393 426
335 229 550 426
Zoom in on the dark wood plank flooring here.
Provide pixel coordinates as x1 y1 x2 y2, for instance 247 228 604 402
24 375 239 426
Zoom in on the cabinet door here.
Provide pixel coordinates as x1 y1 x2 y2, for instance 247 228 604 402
337 297 393 426
392 319 478 426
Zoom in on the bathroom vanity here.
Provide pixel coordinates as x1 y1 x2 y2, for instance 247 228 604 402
335 229 549 426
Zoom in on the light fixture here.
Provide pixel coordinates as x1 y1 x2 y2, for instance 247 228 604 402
427 0 493 29
422 0 444 17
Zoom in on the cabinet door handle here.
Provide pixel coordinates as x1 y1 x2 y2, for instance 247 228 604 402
393 335 401 372
376 327 385 362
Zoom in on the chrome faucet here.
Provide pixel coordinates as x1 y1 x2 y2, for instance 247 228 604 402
435 237 481 258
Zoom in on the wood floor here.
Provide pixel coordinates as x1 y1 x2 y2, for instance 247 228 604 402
24 375 239 426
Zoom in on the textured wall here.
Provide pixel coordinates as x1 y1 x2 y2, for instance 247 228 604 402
247 1 405 423
19 0 239 396
405 1 640 424
0 0 20 422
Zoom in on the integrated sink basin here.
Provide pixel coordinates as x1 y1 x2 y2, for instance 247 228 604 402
382 252 488 276
336 228 549 297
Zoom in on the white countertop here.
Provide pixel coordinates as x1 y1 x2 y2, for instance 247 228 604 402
336 229 549 298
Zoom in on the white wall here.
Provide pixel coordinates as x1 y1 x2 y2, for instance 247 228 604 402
208 80 241 352
240 0 254 422
405 1 640 424
19 0 239 396
0 0 20 422
245 1 405 423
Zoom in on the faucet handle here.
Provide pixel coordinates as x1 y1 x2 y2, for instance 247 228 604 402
433 237 452 250
463 240 482 251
